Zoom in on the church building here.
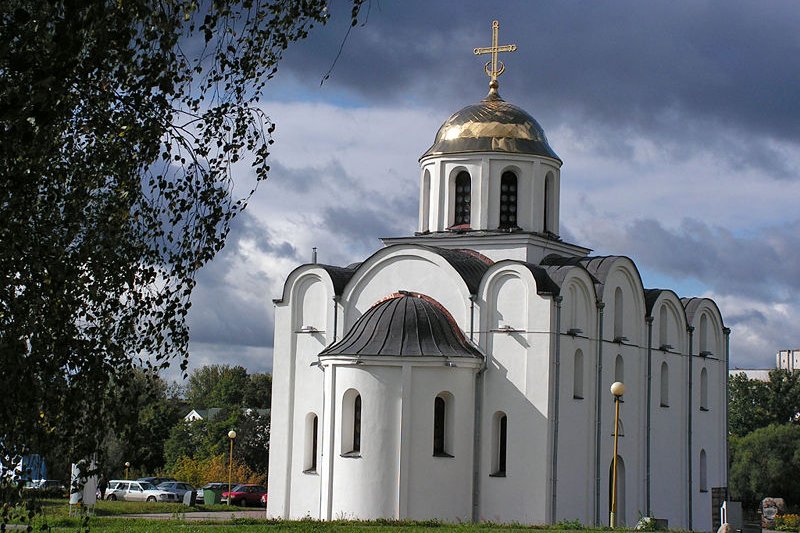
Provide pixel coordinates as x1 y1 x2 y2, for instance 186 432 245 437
267 23 729 529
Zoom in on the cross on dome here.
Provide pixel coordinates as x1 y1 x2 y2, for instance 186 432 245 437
473 20 517 88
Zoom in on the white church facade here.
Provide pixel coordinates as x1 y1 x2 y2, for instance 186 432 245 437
267 30 729 529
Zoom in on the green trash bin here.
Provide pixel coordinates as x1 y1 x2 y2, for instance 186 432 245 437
203 488 221 505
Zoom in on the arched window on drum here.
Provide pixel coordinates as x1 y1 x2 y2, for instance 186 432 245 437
499 171 518 229
453 171 471 227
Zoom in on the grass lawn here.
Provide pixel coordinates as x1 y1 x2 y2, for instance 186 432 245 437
11 499 605 532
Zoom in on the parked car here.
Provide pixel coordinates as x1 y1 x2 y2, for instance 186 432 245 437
221 484 267 507
105 480 178 502
137 476 176 486
197 482 228 504
260 492 268 507
157 481 195 500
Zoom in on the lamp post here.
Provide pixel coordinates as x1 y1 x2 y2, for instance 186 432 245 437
124 461 130 480
609 381 625 528
227 430 237 506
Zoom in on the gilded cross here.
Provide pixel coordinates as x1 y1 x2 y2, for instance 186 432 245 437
473 20 517 83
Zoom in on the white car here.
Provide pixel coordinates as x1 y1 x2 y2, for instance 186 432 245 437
105 480 178 502
156 481 196 500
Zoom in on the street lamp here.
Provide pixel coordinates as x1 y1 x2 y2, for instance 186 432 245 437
124 461 130 480
609 381 625 528
227 430 237 506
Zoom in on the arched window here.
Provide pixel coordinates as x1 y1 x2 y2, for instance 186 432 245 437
659 305 668 349
614 354 624 383
304 413 318 473
341 389 362 456
700 367 709 411
499 171 518 229
453 171 471 227
699 449 708 492
491 412 507 477
433 394 456 457
614 287 624 341
660 362 669 407
699 314 709 355
421 169 431 232
573 350 584 399
544 171 554 232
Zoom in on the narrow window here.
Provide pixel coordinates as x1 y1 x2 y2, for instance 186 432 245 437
544 172 554 232
491 412 507 477
660 362 669 407
699 449 708 492
573 350 584 399
453 171 471 227
659 305 668 348
499 171 518 229
699 314 709 355
353 394 362 452
433 396 446 455
304 413 318 472
700 367 709 411
614 354 624 383
614 287 624 340
341 389 362 456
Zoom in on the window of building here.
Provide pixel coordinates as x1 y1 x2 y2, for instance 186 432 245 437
433 393 454 457
659 305 668 348
453 171 471 226
304 413 318 473
573 350 584 399
544 171 554 232
341 389 362 456
491 412 507 477
699 449 708 492
699 314 709 355
499 171 518 229
660 362 669 407
614 354 624 383
614 287 624 340
700 367 709 411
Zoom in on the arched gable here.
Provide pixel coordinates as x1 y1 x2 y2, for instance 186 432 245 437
582 256 646 345
342 244 490 332
558 268 598 338
645 289 688 352
682 298 725 357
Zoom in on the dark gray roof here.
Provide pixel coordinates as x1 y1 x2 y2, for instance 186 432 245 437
318 264 360 296
520 262 561 296
319 292 482 359
421 246 492 294
644 289 665 317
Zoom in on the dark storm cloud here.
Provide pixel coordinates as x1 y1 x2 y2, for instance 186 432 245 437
188 211 298 347
279 1 800 177
617 217 800 302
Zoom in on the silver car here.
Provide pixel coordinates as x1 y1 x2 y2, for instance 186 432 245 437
105 480 178 502
156 481 195 500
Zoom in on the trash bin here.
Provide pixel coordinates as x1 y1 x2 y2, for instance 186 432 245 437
203 488 220 505
183 490 197 507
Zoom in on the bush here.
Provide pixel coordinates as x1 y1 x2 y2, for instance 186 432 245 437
167 454 265 487
775 514 800 531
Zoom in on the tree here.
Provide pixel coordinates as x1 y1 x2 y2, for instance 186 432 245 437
243 373 273 409
1 0 363 496
729 370 800 436
186 365 249 409
729 424 800 507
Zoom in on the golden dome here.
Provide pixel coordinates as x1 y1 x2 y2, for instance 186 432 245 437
421 86 560 161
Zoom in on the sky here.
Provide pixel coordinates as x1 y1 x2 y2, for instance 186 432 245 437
180 0 800 380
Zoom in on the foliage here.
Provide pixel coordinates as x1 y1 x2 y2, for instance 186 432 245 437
185 365 271 409
775 514 800 532
729 370 800 436
729 424 800 507
1 0 362 498
168 454 264 487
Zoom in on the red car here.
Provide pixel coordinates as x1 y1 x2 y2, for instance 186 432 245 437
221 484 267 507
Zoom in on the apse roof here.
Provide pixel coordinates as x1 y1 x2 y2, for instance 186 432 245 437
319 292 482 359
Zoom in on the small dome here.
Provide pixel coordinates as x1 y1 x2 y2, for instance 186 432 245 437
421 88 560 161
320 292 481 359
